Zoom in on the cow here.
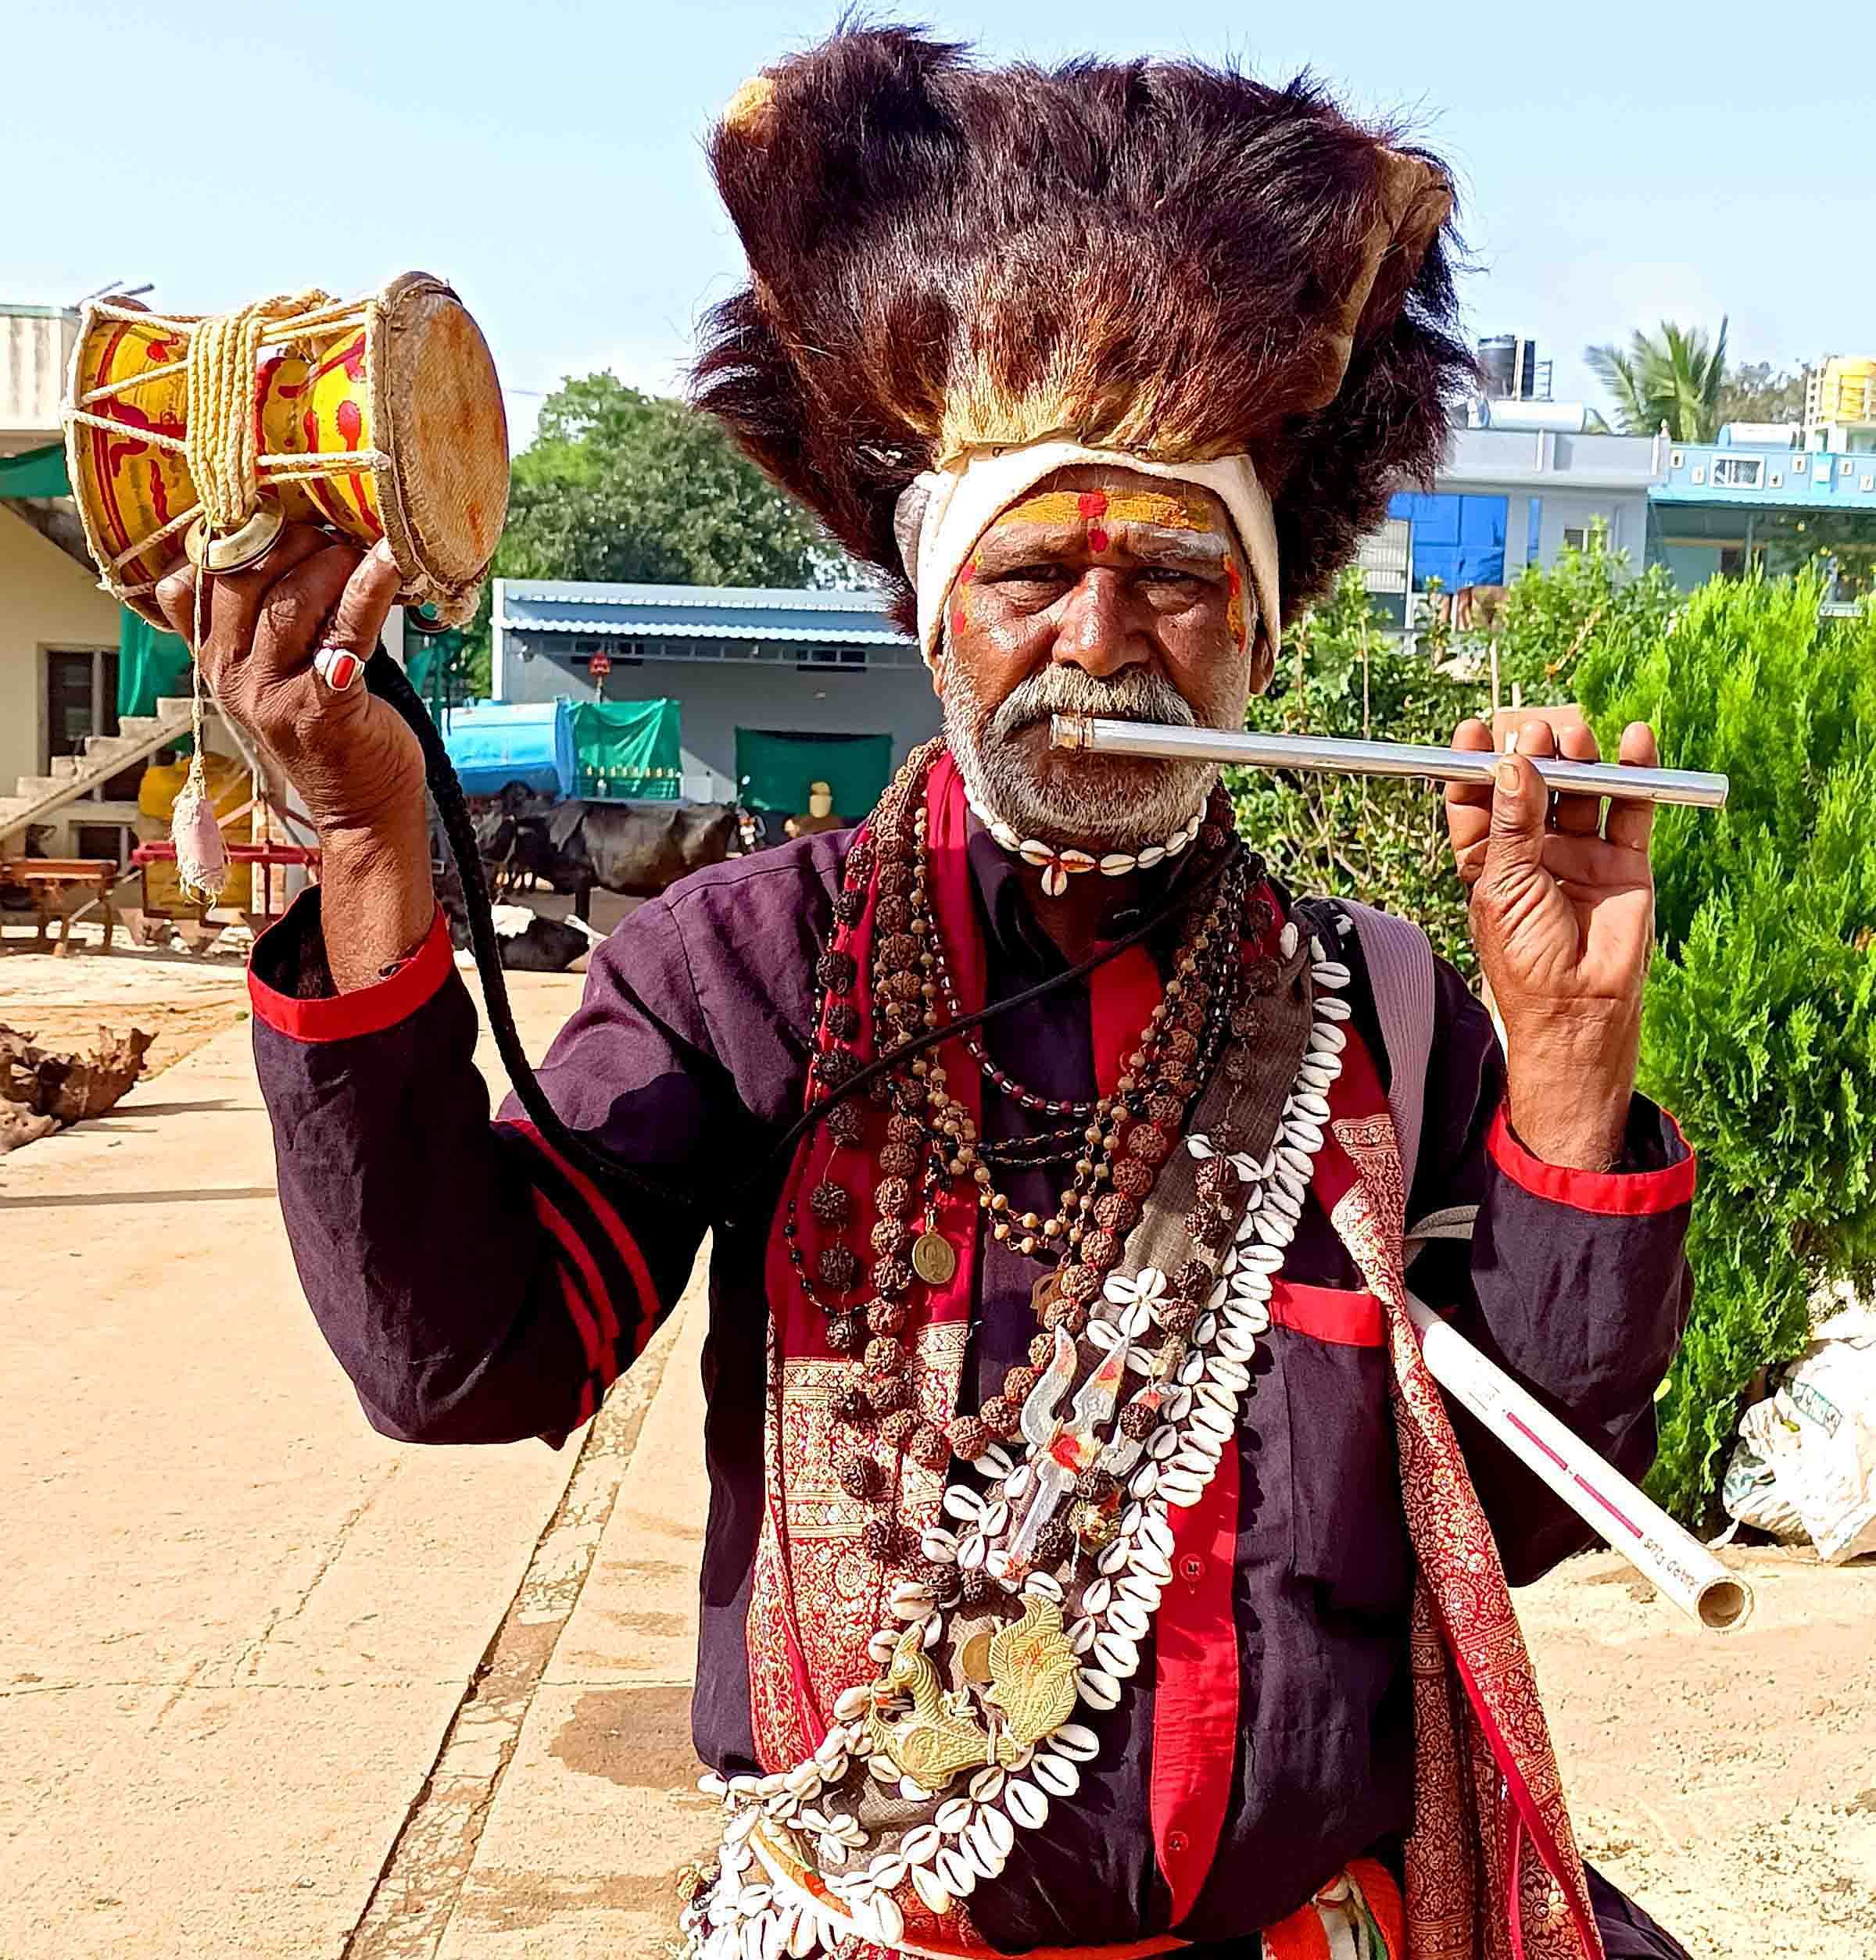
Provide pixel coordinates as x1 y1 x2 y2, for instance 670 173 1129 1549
471 790 744 920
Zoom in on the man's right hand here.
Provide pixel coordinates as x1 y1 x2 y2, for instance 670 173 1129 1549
156 524 440 990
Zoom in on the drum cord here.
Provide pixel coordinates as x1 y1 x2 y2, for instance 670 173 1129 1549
364 647 1241 1223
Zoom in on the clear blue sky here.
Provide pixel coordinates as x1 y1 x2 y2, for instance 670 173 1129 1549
12 2 1870 446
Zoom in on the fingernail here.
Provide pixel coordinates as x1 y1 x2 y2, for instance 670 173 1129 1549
372 539 397 566
1504 729 1520 754
1495 761 1520 793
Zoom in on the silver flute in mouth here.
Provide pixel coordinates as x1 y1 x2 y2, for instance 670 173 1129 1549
1050 714 1729 811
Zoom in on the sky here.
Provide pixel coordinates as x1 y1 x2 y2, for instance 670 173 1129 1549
9 1 1871 449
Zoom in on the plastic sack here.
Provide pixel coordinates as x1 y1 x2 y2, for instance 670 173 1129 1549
1722 1311 1876 1563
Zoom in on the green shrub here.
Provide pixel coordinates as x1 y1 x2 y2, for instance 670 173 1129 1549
1248 546 1876 1522
1575 572 1876 1520
1229 568 1487 975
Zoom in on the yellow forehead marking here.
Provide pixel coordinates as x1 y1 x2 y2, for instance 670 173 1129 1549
993 488 1219 538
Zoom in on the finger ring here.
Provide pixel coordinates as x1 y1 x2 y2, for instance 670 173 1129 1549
313 646 364 693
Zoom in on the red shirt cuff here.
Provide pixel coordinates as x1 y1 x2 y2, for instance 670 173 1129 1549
249 905 453 1043
1486 1103 1695 1217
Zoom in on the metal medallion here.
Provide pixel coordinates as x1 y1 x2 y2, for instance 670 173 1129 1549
911 1229 958 1287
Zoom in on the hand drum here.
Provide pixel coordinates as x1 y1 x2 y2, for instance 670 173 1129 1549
63 272 507 630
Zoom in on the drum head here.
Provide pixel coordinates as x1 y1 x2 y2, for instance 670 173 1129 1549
373 274 509 626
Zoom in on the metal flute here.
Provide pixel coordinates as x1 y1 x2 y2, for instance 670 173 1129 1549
1051 714 1729 810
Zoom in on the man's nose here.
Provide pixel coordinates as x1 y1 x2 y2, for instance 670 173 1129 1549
1051 568 1144 678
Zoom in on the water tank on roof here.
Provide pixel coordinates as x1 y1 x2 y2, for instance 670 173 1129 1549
1718 423 1801 448
441 701 577 799
1477 335 1520 399
1478 399 1588 433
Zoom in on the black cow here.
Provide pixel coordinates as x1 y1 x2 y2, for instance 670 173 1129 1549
472 790 743 917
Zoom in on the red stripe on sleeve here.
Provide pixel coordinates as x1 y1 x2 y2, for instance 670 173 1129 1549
249 906 453 1043
525 1183 603 1372
1487 1104 1696 1218
505 1118 663 1359
529 1184 622 1360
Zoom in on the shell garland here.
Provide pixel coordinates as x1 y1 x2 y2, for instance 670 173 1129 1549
959 783 1211 899
680 927 1351 1959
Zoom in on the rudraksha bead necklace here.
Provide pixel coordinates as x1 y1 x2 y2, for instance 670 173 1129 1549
790 744 1269 1571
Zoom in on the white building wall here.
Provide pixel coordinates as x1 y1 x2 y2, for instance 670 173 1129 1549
0 507 124 849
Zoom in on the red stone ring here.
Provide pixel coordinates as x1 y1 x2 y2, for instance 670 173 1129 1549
313 646 364 692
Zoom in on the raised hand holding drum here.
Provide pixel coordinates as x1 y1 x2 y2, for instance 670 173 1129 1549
63 272 507 630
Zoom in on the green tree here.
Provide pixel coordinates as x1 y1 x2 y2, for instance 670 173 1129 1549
460 374 837 688
1716 359 1806 429
1492 520 1681 707
1584 319 1730 441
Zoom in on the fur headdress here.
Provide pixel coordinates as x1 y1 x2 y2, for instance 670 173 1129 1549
694 26 1472 635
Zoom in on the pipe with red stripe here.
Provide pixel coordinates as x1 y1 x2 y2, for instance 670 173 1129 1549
1405 1293 1749 1631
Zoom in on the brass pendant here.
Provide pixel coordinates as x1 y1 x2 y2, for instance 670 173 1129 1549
861 1625 1000 1788
911 1229 958 1287
985 1594 1080 1748
184 498 285 574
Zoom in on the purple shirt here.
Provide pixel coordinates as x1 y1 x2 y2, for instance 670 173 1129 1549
249 828 1693 1955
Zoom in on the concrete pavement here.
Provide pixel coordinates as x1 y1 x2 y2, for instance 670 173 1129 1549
0 964 625 1960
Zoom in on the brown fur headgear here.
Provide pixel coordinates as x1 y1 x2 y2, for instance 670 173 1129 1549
694 25 1470 634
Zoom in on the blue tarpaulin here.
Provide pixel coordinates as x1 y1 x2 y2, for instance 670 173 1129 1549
1388 491 1509 589
442 702 578 798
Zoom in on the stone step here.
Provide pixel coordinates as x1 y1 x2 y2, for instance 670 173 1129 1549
1 690 219 843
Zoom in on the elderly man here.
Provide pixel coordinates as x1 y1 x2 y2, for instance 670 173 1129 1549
160 29 1695 1960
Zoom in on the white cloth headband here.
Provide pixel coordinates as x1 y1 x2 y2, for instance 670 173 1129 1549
901 441 1281 670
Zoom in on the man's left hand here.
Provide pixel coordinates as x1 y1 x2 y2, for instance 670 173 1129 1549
1445 715 1658 1171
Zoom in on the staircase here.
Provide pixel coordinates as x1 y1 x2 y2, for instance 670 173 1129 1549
0 696 211 847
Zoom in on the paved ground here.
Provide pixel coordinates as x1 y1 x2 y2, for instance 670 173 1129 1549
0 960 594 1960
5 940 1873 1960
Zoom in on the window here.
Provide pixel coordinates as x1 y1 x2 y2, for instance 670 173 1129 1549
43 649 141 800
797 644 868 673
1710 456 1764 489
1562 527 1588 553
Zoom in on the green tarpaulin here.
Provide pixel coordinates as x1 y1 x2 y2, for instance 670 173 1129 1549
0 442 70 499
118 607 192 721
569 698 682 800
736 729 892 821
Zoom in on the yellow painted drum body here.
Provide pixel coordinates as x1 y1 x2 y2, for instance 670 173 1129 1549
64 273 507 629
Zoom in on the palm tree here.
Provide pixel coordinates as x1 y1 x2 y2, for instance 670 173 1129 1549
1584 320 1731 441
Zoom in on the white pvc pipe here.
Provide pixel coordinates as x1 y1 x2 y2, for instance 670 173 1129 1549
1408 1295 1751 1631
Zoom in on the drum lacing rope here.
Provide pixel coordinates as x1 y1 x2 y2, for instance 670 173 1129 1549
184 291 329 535
174 293 329 900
